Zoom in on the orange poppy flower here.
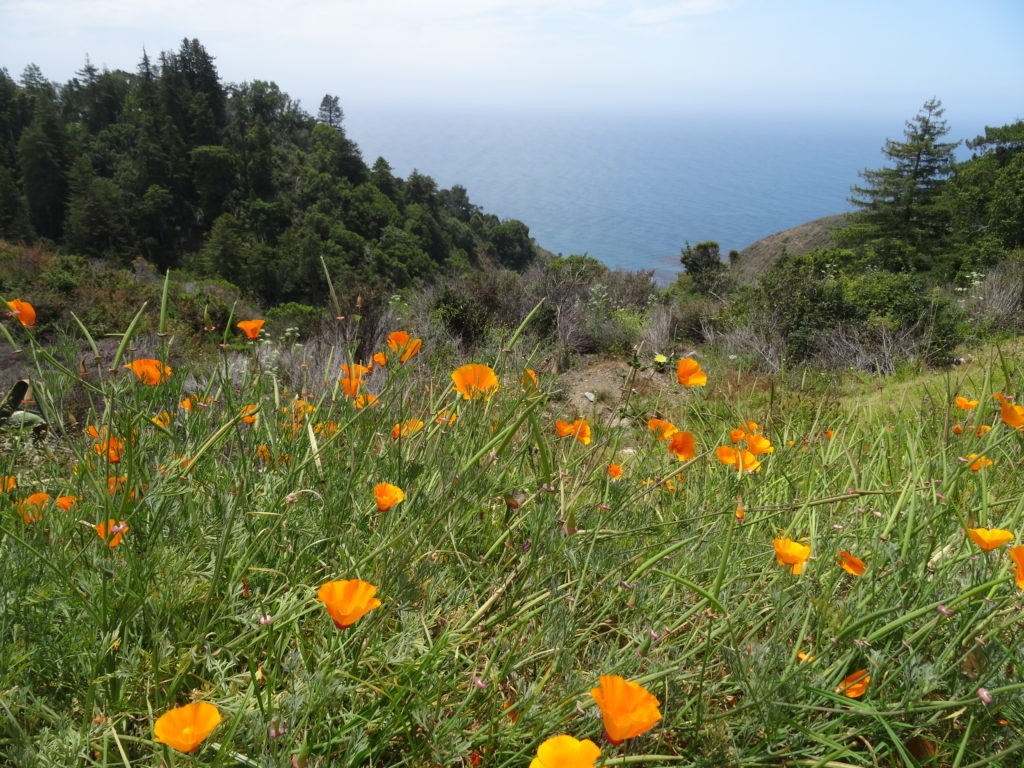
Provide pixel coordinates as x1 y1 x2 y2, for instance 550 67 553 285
107 475 127 495
555 418 591 445
529 735 601 768
745 433 774 455
93 437 125 463
837 670 870 698
647 418 679 440
374 482 405 511
451 363 499 400
967 527 1014 552
521 368 539 390
590 675 662 744
152 411 172 428
387 331 422 362
340 377 362 398
1010 546 1024 590
17 492 50 522
837 550 866 576
955 396 979 410
354 394 379 409
994 392 1024 430
237 319 265 340
607 463 623 479
94 519 129 548
668 430 696 461
730 421 761 443
965 453 992 471
372 351 388 366
240 405 258 424
825 429 835 440
773 537 811 574
435 410 458 425
716 445 761 472
311 421 336 438
6 298 36 327
154 701 222 753
797 651 815 662
341 363 372 379
125 358 172 385
392 419 424 439
952 424 964 435
975 425 991 437
55 495 78 511
317 578 382 629
676 357 707 387
1 475 15 492
180 396 212 412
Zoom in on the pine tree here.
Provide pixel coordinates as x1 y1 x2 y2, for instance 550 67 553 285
839 99 960 271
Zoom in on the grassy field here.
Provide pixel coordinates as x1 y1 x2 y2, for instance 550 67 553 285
1 301 1023 768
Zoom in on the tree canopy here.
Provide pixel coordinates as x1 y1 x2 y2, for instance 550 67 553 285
0 40 538 307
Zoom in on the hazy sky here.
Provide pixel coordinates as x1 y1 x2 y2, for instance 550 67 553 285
2 0 1022 123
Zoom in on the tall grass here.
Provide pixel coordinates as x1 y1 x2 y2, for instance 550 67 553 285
1 304 1022 767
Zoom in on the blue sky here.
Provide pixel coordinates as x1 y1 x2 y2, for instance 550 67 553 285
2 0 1022 124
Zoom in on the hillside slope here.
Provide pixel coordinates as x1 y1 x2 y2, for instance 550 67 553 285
732 213 848 283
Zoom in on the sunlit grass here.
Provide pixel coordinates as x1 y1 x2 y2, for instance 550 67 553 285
1 305 1022 767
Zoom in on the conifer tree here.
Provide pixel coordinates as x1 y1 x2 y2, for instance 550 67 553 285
839 98 960 271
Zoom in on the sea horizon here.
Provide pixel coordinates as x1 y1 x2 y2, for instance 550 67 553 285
345 103 998 283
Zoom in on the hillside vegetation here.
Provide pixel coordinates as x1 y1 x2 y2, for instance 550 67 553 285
0 298 1022 767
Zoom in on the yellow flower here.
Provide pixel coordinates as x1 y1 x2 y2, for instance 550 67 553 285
317 579 382 629
773 537 811 574
451 363 499 400
590 675 662 744
153 701 221 753
529 735 601 768
797 651 815 662
676 357 707 387
967 527 1014 552
374 482 404 512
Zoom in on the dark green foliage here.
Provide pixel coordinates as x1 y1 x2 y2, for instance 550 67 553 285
486 219 535 270
0 42 517 308
752 248 966 366
680 240 729 295
17 96 68 238
839 99 960 273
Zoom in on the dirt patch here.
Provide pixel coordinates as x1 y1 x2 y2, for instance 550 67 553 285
554 358 666 418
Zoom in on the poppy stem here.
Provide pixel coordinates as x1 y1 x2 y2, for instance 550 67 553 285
711 511 737 605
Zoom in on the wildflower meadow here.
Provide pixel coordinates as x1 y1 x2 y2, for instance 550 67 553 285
1 294 1023 767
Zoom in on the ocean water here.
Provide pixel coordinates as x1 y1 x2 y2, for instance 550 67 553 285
344 106 952 283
